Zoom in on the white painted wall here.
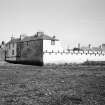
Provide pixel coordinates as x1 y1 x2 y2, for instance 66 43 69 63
43 52 105 64
43 39 105 64
43 40 63 52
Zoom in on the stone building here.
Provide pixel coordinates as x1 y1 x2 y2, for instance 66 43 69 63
5 32 63 65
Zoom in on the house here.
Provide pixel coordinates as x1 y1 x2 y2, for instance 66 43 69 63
5 37 20 61
5 32 63 65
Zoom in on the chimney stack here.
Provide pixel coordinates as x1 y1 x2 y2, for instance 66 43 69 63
78 43 80 49
20 34 26 40
88 44 91 48
53 35 56 39
37 32 44 36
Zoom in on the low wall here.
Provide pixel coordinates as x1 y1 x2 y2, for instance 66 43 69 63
43 51 105 64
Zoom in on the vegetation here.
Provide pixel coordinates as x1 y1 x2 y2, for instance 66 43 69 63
0 63 105 104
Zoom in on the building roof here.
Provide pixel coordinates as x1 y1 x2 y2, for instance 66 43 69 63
81 46 103 52
81 47 92 51
21 34 58 42
21 32 59 42
6 32 59 44
6 38 20 45
91 47 103 51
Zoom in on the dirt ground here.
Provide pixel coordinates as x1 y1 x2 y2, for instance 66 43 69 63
0 63 105 105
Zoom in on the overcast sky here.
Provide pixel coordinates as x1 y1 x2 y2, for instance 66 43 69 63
0 0 105 48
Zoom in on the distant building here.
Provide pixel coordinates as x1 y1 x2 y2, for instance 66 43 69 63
102 44 105 52
81 45 103 52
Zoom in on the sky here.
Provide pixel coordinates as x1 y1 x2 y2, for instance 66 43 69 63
0 0 105 48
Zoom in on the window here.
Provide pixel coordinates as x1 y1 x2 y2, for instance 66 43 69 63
12 50 14 55
51 40 55 45
24 41 30 46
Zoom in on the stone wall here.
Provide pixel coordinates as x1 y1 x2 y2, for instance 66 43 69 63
16 40 43 64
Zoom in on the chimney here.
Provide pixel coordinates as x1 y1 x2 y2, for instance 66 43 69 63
99 45 102 49
53 35 56 39
88 44 91 48
78 43 80 49
37 32 44 36
11 37 15 41
20 34 26 40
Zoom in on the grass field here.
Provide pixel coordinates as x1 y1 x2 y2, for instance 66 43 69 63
0 63 105 105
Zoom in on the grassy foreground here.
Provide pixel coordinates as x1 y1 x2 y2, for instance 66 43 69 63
0 63 105 105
